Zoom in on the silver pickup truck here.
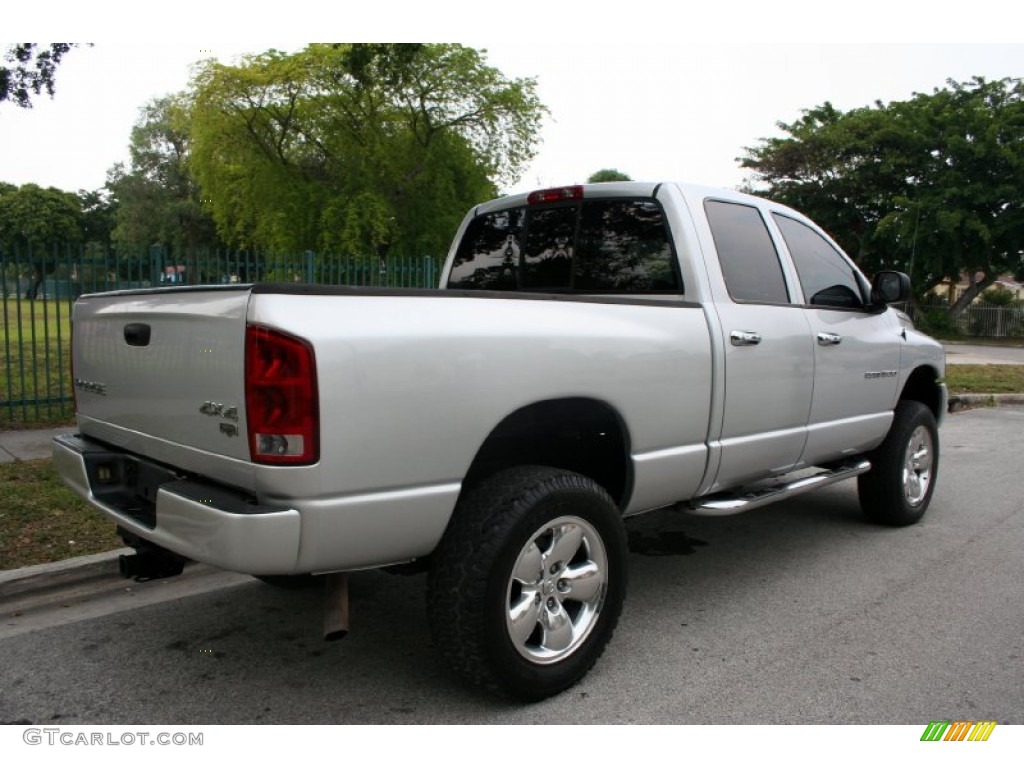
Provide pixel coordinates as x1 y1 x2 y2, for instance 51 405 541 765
54 181 946 700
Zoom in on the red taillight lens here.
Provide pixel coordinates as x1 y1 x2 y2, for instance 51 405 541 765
245 325 319 465
527 186 583 205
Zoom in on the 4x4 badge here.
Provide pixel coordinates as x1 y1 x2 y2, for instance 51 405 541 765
199 401 239 421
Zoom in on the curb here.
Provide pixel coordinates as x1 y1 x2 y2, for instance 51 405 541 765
947 393 1024 412
0 548 132 602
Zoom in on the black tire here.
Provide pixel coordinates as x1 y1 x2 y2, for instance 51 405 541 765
858 400 939 526
428 466 628 701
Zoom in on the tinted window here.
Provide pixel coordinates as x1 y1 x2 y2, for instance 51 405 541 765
773 214 864 309
448 208 524 290
575 200 678 291
447 198 680 294
705 200 789 304
522 206 576 290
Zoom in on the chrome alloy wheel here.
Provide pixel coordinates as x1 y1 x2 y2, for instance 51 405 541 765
506 516 608 665
903 425 934 507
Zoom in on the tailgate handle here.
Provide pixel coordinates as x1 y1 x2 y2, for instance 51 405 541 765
124 323 151 346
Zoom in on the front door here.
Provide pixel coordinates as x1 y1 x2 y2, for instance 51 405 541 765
771 212 901 462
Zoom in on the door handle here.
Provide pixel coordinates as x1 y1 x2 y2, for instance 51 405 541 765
817 332 842 346
730 331 762 346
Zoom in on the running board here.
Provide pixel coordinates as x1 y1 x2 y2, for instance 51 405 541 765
683 459 872 516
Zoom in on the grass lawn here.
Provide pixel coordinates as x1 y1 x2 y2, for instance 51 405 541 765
944 364 1024 394
1 299 75 427
1 297 74 343
0 459 122 570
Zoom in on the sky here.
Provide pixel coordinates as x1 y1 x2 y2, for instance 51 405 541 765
3 4 1022 200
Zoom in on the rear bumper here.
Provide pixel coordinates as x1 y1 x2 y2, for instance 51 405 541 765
53 434 301 574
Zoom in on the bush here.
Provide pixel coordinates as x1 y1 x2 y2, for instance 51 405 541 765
917 309 957 337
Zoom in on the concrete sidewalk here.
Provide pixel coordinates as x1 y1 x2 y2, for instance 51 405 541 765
0 427 75 464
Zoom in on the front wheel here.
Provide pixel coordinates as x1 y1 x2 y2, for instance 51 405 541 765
858 400 939 526
428 466 627 701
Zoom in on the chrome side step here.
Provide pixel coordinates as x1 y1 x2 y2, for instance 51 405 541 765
683 459 871 517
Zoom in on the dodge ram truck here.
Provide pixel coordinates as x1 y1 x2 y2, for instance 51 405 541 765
54 181 946 700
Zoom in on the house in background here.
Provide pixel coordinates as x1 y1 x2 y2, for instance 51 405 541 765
930 272 1023 304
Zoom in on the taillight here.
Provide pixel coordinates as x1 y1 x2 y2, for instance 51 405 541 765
527 186 583 205
245 325 319 465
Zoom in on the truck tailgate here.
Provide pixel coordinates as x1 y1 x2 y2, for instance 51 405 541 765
72 286 252 463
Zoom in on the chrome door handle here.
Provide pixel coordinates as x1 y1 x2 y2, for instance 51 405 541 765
817 332 842 346
730 331 762 346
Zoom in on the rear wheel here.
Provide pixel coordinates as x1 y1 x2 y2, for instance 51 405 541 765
428 466 627 701
858 400 939 526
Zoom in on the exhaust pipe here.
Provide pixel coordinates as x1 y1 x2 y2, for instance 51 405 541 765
323 572 350 641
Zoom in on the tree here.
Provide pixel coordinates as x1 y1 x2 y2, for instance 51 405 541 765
106 94 220 255
740 77 1024 318
189 44 545 258
0 183 84 297
78 188 117 247
1 44 83 108
587 169 632 183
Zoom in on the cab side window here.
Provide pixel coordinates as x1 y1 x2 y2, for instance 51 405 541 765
704 200 789 304
773 214 865 309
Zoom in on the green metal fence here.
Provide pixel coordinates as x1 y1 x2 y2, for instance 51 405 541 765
1 242 440 426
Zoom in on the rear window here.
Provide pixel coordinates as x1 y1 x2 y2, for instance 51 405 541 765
448 198 680 293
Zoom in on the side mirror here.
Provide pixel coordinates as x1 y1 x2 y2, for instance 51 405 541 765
871 270 911 305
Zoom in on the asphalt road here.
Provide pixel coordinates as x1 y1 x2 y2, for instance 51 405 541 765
1 407 1022 725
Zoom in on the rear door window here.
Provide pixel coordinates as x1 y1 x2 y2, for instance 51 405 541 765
704 200 789 304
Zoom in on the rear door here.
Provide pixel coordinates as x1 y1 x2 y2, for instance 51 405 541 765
701 199 814 491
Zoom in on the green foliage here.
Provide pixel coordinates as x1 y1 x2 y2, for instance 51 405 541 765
106 94 220 253
979 284 1022 307
587 169 632 183
189 43 545 256
0 44 83 108
77 188 117 246
917 309 958 337
0 183 83 247
740 77 1024 317
0 182 117 298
